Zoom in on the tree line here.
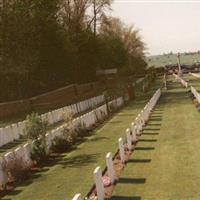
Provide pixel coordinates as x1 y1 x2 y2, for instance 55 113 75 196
0 0 147 101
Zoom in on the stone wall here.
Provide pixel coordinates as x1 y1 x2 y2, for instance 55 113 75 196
0 82 103 119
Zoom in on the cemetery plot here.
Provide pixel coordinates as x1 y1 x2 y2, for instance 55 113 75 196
1 80 161 200
187 74 200 90
111 80 200 200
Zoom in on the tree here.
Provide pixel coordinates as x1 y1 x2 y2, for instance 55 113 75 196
88 0 112 36
99 17 146 75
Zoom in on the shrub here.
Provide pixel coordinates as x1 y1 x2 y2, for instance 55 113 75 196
51 136 71 153
24 113 48 140
76 122 89 137
24 113 48 162
5 157 30 182
31 139 48 162
62 108 74 129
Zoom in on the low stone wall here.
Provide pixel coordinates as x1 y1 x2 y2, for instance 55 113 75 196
0 99 31 119
0 82 103 120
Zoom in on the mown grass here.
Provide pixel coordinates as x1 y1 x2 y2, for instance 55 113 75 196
111 79 200 200
1 80 161 200
185 73 200 91
148 53 200 68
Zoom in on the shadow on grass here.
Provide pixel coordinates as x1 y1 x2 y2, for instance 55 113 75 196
142 132 159 135
59 153 100 168
143 128 160 131
128 159 151 163
148 118 162 122
135 147 155 151
0 138 27 155
139 139 157 142
118 178 146 184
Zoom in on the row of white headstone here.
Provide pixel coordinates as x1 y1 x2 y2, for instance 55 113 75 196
72 88 162 200
173 73 188 88
191 86 200 104
0 95 105 148
0 97 124 188
189 72 200 78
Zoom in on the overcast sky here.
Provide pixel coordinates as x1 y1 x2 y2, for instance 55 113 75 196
112 0 200 55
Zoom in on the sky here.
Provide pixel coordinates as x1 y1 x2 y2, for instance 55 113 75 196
112 0 200 55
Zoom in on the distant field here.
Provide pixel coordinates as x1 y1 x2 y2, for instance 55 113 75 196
147 52 200 68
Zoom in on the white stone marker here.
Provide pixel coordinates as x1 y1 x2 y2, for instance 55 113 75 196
131 123 137 143
118 138 125 163
14 147 25 163
106 152 115 183
0 157 8 187
23 143 33 167
72 193 82 200
126 128 132 151
93 166 105 200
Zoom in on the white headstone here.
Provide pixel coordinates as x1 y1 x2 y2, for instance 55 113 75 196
4 152 15 166
131 123 137 143
106 152 115 183
0 157 8 187
11 124 19 140
118 138 125 163
72 194 82 200
23 143 33 167
93 166 104 200
14 147 25 163
0 128 5 147
126 128 132 151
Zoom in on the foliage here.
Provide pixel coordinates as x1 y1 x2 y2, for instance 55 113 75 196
51 108 77 152
0 0 146 102
24 113 48 140
24 113 48 162
5 157 29 182
51 136 72 153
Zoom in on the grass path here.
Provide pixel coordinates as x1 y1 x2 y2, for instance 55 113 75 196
185 73 200 90
111 78 200 200
1 81 161 200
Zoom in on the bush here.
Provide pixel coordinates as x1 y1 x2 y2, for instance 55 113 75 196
51 136 71 153
51 127 78 153
31 139 48 162
24 113 48 140
76 122 89 137
5 157 30 182
24 113 48 162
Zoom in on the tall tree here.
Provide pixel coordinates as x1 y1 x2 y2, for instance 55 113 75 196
87 0 112 36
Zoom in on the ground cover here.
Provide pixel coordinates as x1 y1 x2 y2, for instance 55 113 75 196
148 53 200 68
1 80 161 200
111 78 200 200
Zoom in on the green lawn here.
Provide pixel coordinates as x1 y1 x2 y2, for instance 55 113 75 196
111 78 200 200
147 53 200 68
185 73 200 90
1 80 161 200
